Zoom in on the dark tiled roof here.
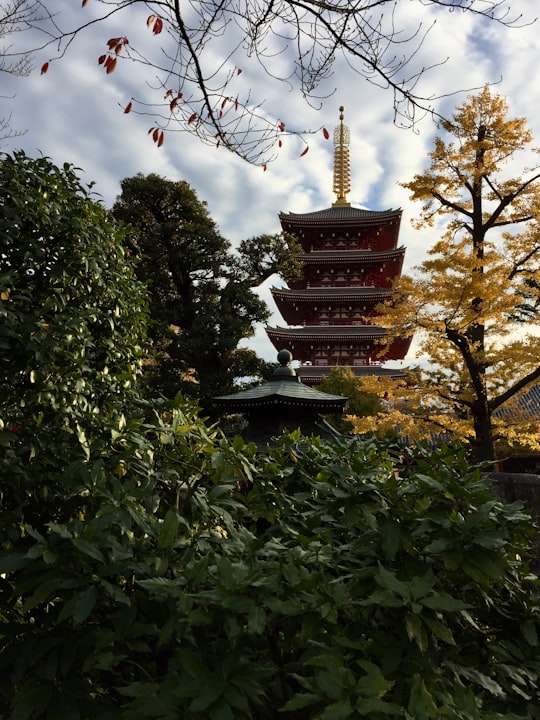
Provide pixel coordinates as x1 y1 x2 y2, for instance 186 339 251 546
267 325 387 340
297 247 405 264
495 385 540 420
214 378 347 412
271 286 392 301
280 206 401 223
297 365 406 380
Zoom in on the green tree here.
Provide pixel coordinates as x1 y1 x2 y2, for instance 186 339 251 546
0 152 148 472
15 1 525 164
319 366 381 433
111 173 302 405
377 87 540 463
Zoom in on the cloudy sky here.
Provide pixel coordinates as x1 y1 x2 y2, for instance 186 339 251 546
2 0 539 364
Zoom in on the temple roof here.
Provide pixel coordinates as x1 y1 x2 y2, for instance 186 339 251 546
213 349 347 413
280 206 401 225
214 379 347 412
297 364 406 381
267 325 387 340
297 247 405 264
271 286 393 301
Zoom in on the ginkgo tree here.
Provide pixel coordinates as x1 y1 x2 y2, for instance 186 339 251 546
357 87 540 464
14 0 529 165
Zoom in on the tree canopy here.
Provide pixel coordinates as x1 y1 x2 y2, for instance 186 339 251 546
11 0 529 164
111 173 302 404
319 366 381 433
363 87 540 463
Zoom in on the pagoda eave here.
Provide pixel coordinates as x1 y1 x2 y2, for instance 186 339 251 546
296 247 406 265
271 287 393 303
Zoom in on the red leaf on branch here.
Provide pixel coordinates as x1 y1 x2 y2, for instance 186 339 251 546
299 146 309 157
157 131 164 147
236 68 242 75
107 37 121 49
40 62 49 75
164 89 173 98
153 18 163 35
82 0 89 6
170 98 178 111
221 98 227 109
278 139 282 148
152 128 160 142
98 54 106 65
106 56 117 74
148 127 156 135
188 113 197 125
263 164 267 172
147 15 155 27
322 127 329 139
278 121 285 132
114 42 123 55
124 101 133 114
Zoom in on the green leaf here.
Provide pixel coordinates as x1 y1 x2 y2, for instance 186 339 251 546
157 508 180 550
521 619 538 646
72 585 97 624
0 551 31 573
381 519 401 561
189 675 226 712
376 564 410 599
247 604 267 634
405 612 428 652
279 693 318 712
320 699 354 719
11 682 53 720
22 577 62 612
421 594 470 611
71 538 105 563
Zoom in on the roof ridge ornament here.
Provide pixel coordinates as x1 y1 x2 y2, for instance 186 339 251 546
332 106 351 208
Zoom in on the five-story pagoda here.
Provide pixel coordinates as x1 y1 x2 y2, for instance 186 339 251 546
266 107 411 385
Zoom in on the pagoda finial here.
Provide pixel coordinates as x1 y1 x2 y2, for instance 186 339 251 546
332 106 351 207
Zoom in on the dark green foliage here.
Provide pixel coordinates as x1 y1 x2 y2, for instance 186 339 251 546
1 421 539 718
111 174 302 405
319 366 381 433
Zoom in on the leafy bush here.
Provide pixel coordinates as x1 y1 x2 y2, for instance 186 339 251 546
1 426 539 719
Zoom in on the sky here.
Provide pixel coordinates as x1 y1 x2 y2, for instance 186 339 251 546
2 0 540 365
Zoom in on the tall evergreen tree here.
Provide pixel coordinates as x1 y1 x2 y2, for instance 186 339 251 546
112 173 302 404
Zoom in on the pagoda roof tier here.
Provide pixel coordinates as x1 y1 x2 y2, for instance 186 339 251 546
297 247 405 265
271 286 393 303
280 206 401 226
214 378 347 413
267 324 388 341
297 365 407 383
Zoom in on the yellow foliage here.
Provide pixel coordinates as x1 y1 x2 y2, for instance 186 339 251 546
376 86 540 460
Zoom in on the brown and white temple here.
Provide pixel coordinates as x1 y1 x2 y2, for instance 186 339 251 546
266 107 412 386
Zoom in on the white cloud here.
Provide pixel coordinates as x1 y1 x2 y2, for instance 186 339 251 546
3 0 539 363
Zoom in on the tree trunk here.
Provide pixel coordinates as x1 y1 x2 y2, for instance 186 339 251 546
471 399 495 463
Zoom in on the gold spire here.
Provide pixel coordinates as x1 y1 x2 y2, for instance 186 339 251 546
332 106 351 207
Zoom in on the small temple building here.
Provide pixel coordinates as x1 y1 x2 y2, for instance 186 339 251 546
266 107 412 386
214 349 347 446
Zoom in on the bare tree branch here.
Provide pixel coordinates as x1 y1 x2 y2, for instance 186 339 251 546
5 0 535 164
